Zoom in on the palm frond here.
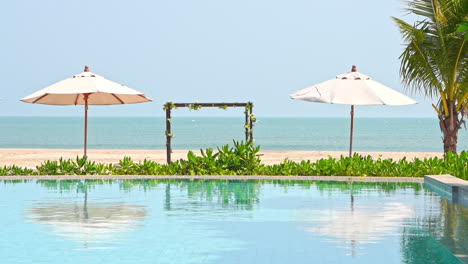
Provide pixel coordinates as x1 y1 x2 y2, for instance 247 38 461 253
392 17 442 97
394 0 468 115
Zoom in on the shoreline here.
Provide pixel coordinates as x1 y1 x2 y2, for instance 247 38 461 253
0 148 444 168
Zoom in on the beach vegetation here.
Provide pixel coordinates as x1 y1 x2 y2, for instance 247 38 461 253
1 142 467 180
393 0 468 153
115 156 138 175
176 141 262 175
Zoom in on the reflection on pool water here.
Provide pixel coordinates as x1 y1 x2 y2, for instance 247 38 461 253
27 202 146 249
0 179 466 264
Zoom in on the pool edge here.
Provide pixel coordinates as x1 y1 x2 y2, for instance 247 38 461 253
425 174 468 206
0 175 424 182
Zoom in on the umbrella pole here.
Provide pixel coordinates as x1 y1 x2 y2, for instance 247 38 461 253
349 105 354 157
84 94 89 157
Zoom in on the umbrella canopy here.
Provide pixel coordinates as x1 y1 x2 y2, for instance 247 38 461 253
21 66 152 156
21 66 150 105
291 70 417 106
290 65 417 156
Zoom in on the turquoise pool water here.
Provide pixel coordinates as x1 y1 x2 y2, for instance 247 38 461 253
0 180 466 264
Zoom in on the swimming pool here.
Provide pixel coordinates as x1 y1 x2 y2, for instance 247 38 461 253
0 179 466 264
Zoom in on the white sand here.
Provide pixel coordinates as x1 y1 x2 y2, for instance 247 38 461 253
0 149 444 168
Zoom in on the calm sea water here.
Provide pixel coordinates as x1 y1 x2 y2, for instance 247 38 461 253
0 117 467 152
0 180 466 264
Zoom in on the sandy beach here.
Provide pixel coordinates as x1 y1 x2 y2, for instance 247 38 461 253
0 149 444 168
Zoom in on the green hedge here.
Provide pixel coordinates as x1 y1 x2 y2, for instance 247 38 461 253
1 141 467 180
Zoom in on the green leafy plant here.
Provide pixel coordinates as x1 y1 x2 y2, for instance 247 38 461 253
188 103 203 110
163 101 177 110
116 156 138 175
36 160 59 175
2 142 468 180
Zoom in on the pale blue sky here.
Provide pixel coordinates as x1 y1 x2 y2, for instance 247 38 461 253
0 0 435 117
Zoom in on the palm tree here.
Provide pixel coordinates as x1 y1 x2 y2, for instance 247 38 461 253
393 0 468 153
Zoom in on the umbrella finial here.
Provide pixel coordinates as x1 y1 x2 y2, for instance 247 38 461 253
84 65 90 72
351 65 358 72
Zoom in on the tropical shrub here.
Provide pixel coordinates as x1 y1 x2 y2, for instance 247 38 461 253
0 142 467 180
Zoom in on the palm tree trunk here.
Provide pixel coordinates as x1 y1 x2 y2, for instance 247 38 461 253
439 101 461 154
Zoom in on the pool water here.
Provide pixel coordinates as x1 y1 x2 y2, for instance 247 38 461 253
0 179 466 264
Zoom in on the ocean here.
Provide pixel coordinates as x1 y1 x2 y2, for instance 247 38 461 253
0 117 467 152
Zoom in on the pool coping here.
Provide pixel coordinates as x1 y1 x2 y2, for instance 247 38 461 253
424 174 468 206
1 175 424 182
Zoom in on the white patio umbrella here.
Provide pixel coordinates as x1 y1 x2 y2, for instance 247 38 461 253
289 65 417 156
21 66 152 156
